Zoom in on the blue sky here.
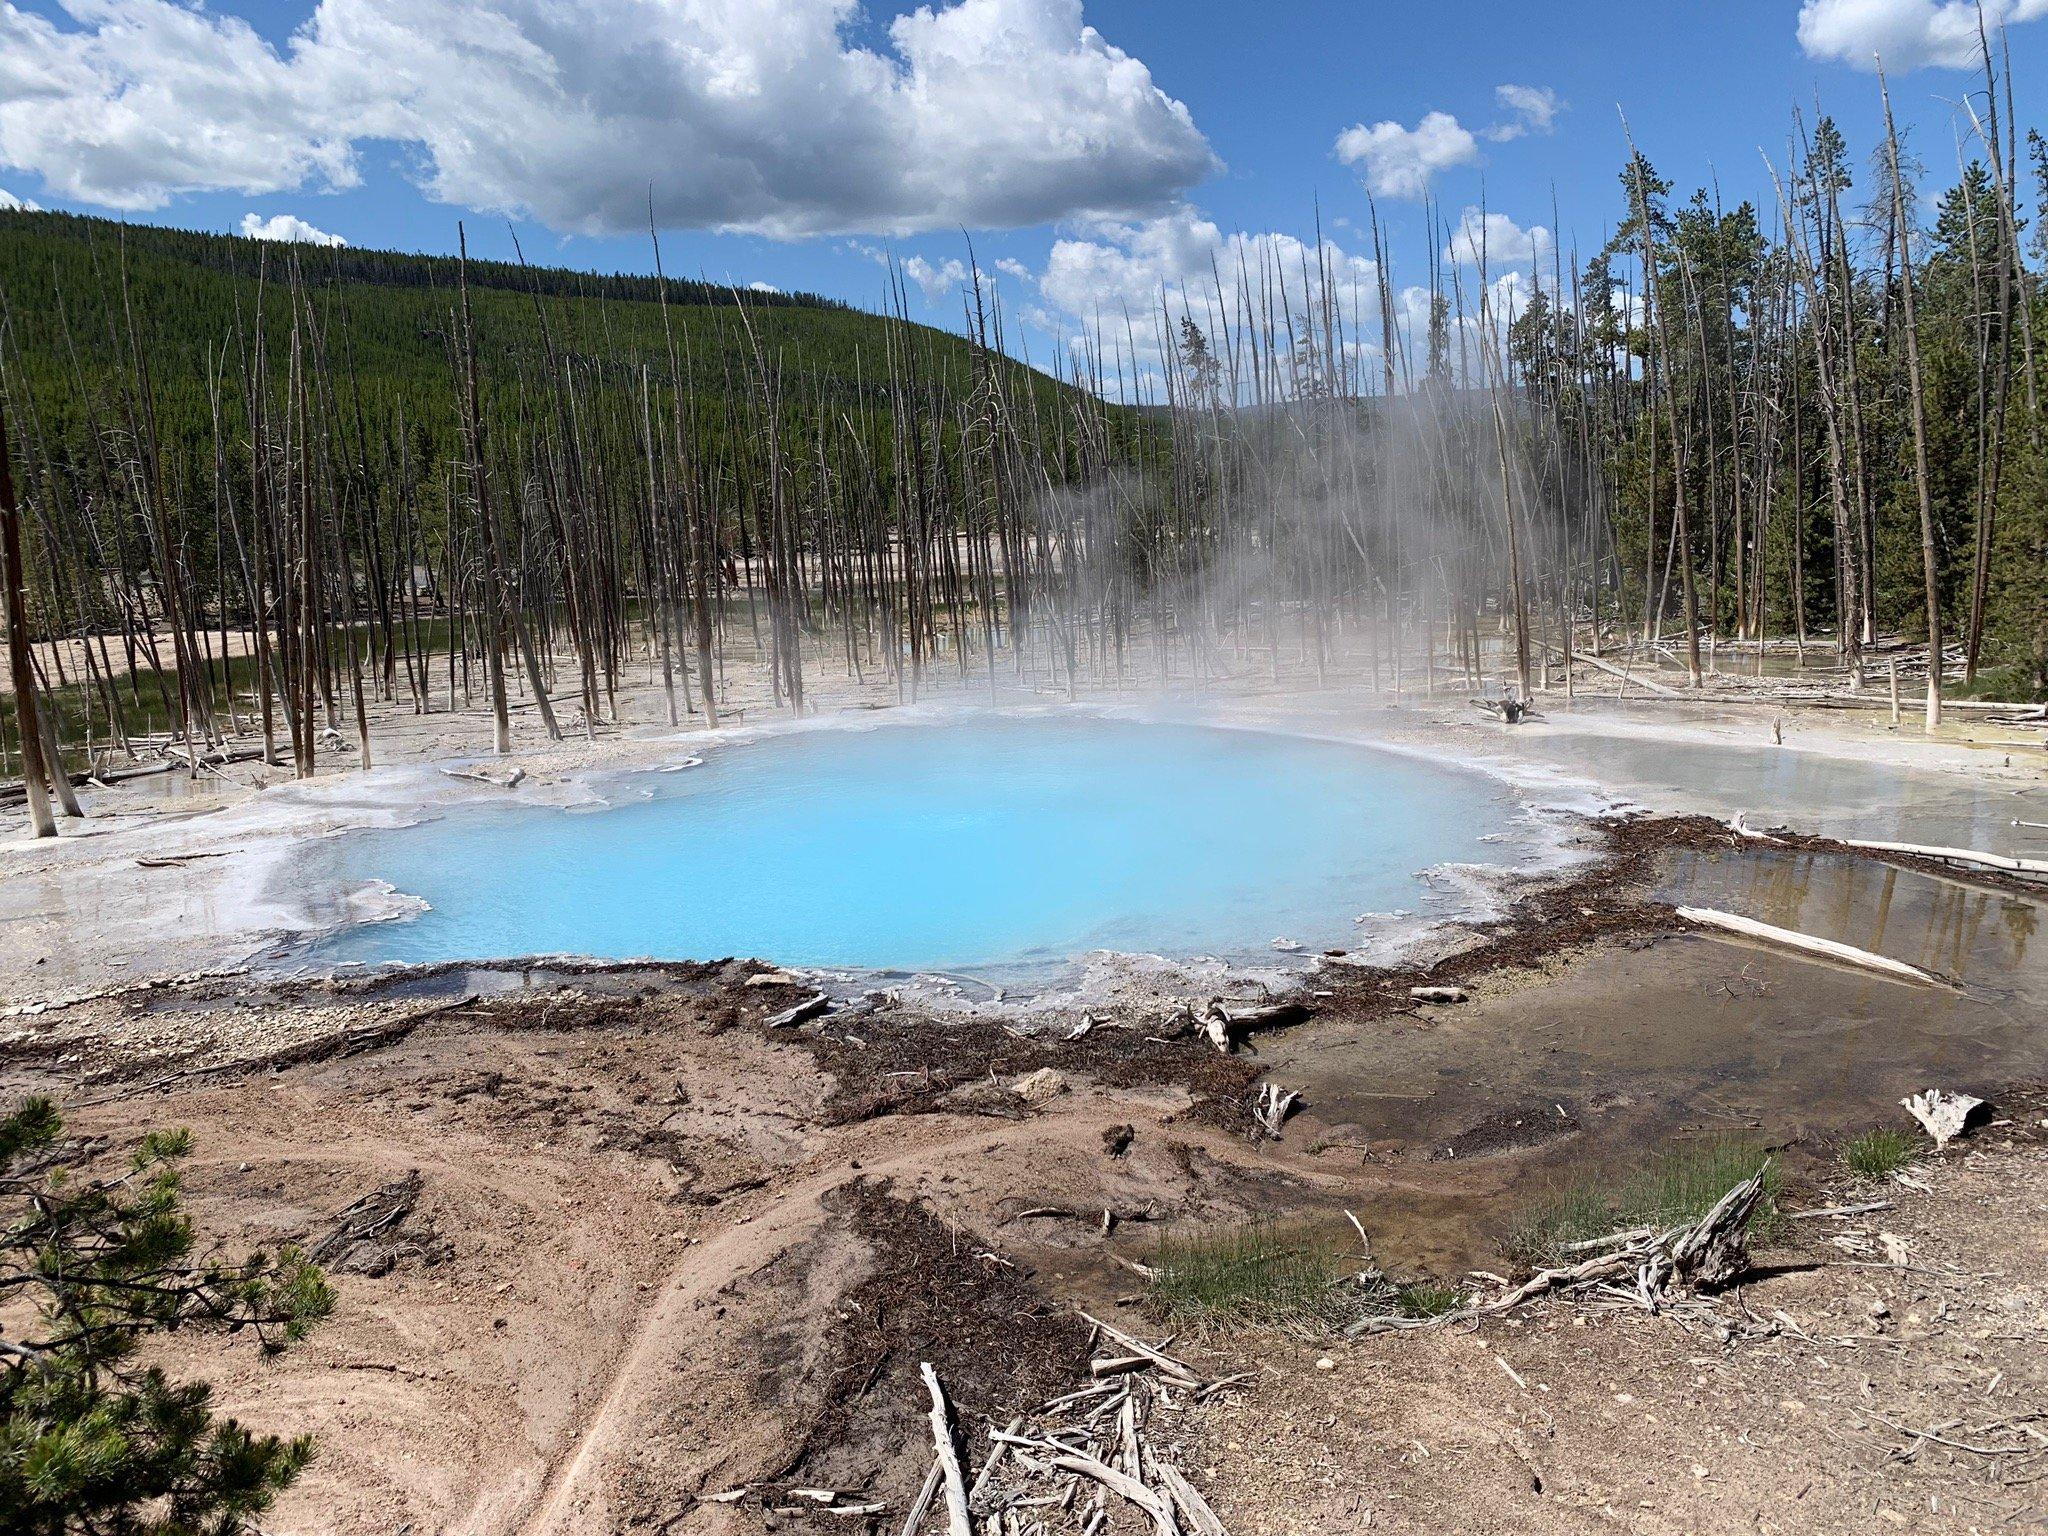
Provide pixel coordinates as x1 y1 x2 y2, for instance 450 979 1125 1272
1 0 2043 378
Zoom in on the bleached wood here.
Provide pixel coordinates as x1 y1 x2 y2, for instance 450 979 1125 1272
1677 906 1938 986
1845 837 2048 877
919 1363 973 1536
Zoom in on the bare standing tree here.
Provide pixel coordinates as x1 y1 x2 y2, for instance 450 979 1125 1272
1880 64 1945 731
0 386 56 837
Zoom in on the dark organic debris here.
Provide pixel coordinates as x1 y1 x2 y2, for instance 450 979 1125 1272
310 1170 450 1277
766 1181 1091 1499
1431 1102 1581 1161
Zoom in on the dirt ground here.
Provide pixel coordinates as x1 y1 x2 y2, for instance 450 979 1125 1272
6 818 2046 1535
1195 1110 2048 1535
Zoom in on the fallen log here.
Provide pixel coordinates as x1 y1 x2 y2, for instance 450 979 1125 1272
1408 985 1467 1005
440 764 526 790
766 993 832 1029
1538 641 1680 697
918 1363 973 1536
1844 836 2048 879
1201 998 1311 1053
1676 906 1940 986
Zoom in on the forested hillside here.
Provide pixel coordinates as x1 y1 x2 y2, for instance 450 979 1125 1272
0 210 1051 462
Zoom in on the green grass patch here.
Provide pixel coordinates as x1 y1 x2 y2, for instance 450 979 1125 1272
1502 1137 1784 1270
1147 1220 1467 1336
1394 1281 1465 1319
1841 1127 1917 1179
1148 1220 1352 1337
1500 1183 1617 1271
1944 661 2048 703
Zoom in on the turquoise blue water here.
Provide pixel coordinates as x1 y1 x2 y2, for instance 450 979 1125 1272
307 717 1513 975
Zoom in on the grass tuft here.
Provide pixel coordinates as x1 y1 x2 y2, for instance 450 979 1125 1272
1147 1221 1350 1337
1501 1137 1784 1269
1841 1127 1917 1179
1634 1138 1786 1236
1501 1184 1616 1271
1394 1280 1464 1319
1944 662 2047 703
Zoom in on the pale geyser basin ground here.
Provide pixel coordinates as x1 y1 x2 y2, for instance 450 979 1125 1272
302 715 1519 976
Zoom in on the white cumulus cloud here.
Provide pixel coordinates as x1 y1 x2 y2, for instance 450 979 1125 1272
903 255 969 304
1333 111 1478 200
1026 205 1557 394
1039 207 1383 344
1444 208 1551 268
239 211 345 245
1797 0 2048 70
1483 84 1563 142
0 0 1216 238
0 1 360 211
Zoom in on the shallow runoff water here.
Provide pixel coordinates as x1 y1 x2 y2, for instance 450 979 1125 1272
306 716 1518 977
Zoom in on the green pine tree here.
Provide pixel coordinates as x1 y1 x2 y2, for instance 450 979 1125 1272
0 1098 332 1535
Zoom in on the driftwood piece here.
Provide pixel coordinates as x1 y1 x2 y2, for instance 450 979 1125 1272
1076 1313 1201 1387
1047 1453 1179 1536
1154 1464 1225 1536
440 763 526 789
1677 906 1939 986
967 1419 1020 1511
1254 1081 1301 1137
1665 1171 1768 1289
918 1363 973 1536
1727 812 1787 843
1900 1088 1987 1147
135 850 232 869
1408 985 1467 1005
1846 837 2048 878
766 993 832 1029
899 1458 942 1536
1090 1354 1158 1379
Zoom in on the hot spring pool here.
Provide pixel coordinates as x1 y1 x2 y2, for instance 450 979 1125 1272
303 716 1520 976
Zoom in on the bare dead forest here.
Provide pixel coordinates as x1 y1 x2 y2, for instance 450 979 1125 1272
3 53 2046 836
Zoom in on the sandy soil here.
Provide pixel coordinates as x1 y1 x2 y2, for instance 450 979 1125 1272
1195 1107 2048 1535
